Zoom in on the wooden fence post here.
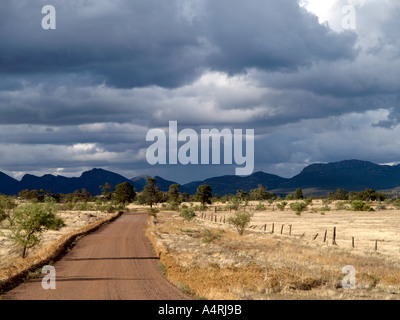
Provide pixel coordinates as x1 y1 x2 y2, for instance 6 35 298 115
271 223 274 234
280 224 285 234
332 227 337 245
289 225 292 236
375 240 378 251
352 237 355 248
323 230 327 243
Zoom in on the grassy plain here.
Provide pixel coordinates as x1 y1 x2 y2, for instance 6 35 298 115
145 200 400 300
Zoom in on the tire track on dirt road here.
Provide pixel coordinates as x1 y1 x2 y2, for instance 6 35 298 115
2 211 192 300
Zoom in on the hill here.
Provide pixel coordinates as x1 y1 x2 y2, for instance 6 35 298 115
14 168 135 196
180 171 287 196
1 160 400 197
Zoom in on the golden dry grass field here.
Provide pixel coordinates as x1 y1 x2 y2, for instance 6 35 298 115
145 200 400 300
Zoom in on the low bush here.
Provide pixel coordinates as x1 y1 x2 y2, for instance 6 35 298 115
228 211 253 235
180 208 196 221
351 200 373 212
290 202 308 216
255 202 266 211
276 201 287 211
201 229 223 244
147 207 159 217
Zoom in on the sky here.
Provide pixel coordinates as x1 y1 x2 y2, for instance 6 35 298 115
1 0 400 184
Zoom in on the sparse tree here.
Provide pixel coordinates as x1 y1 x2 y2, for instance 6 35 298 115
328 188 348 200
99 182 114 200
196 185 212 205
249 184 274 200
4 203 64 258
294 188 304 200
228 211 253 235
235 190 249 202
141 178 162 208
168 184 181 204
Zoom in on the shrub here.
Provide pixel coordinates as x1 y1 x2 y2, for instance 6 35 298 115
392 199 400 208
376 203 386 210
304 198 313 205
201 229 223 244
334 202 349 210
290 202 308 216
165 201 179 211
180 208 196 221
176 282 195 296
321 205 330 212
226 198 242 211
0 195 16 222
351 200 373 212
147 207 159 217
255 202 266 211
227 211 253 235
276 201 287 211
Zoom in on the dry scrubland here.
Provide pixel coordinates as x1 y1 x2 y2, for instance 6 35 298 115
145 200 400 300
0 203 123 291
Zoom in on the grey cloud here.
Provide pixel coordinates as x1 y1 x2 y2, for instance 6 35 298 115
0 0 357 88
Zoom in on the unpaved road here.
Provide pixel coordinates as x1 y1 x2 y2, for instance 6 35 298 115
2 212 191 300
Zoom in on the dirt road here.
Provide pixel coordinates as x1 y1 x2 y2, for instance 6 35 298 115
2 212 191 300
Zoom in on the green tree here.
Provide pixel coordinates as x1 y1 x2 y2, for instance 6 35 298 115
294 188 304 200
328 188 348 200
196 185 213 205
249 184 274 200
235 190 249 202
285 194 294 200
4 203 64 258
99 182 114 201
228 211 253 235
141 178 162 208
18 189 40 202
114 182 136 204
180 192 190 203
168 184 181 204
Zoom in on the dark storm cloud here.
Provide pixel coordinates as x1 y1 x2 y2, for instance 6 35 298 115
1 0 399 182
0 0 357 89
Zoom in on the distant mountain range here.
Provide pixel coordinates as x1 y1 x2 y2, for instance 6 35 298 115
1 160 400 197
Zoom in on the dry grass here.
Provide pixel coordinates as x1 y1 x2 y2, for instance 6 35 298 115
145 201 400 300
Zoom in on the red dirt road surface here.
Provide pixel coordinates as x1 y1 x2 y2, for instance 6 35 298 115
2 212 192 300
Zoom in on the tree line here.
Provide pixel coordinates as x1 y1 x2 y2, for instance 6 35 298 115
14 182 394 208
